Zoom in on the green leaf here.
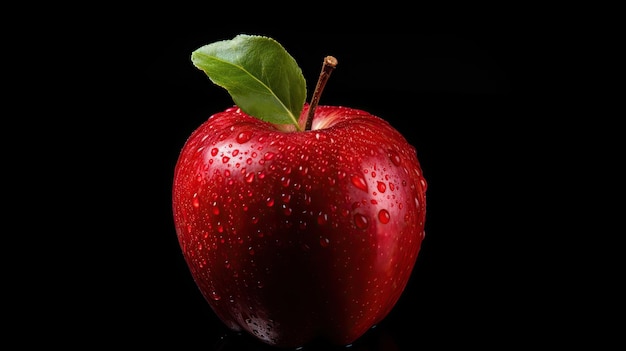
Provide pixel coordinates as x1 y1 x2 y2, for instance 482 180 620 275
191 34 307 130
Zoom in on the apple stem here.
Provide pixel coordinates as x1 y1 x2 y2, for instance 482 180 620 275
304 56 338 131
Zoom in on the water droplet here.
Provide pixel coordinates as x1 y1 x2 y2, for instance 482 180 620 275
248 247 255 255
266 197 275 207
263 152 275 160
245 172 255 183
378 209 390 224
210 291 221 301
298 221 307 230
232 149 239 156
320 237 330 247
351 174 368 192
281 193 291 203
354 213 369 229
282 205 292 216
211 148 219 156
192 197 200 208
212 205 220 215
236 131 252 143
389 150 402 166
281 177 291 187
317 212 328 225
327 176 336 186
377 181 386 193
222 156 230 163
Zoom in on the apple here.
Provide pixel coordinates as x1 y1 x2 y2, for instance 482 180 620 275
172 34 427 348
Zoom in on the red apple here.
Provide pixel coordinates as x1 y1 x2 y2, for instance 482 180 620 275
172 34 427 348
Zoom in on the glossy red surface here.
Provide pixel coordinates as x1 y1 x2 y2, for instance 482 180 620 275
172 104 427 348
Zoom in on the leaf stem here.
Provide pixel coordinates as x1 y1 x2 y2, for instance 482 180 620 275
304 56 338 131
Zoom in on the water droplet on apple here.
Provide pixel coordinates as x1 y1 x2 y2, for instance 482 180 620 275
320 237 330 247
317 212 328 225
326 176 336 186
192 197 200 208
210 291 221 301
351 174 368 192
222 156 230 163
388 149 402 166
281 193 291 203
298 220 307 230
377 181 386 193
280 177 291 187
236 131 252 143
378 209 390 224
211 148 219 156
245 172 255 183
263 151 275 160
282 204 292 216
354 213 369 229
265 197 274 207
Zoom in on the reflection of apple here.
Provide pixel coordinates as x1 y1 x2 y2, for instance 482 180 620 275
172 34 427 348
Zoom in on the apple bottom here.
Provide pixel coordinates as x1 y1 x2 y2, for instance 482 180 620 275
188 223 422 348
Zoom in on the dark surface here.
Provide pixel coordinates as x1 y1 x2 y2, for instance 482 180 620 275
22 14 591 349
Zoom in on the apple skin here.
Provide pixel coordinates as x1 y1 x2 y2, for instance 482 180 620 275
172 104 427 348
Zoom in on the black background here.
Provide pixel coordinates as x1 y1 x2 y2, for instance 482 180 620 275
16 8 604 350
